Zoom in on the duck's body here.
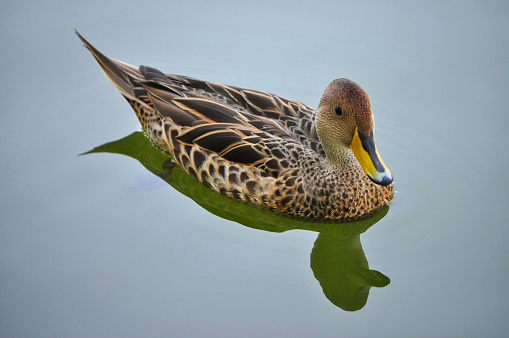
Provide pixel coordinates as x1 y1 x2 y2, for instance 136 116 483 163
78 32 393 219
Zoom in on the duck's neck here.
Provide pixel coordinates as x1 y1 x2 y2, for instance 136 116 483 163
320 138 358 171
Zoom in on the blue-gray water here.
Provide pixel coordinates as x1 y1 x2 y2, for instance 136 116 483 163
2 1 509 336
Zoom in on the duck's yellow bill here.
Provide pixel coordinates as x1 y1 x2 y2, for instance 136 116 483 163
350 127 393 186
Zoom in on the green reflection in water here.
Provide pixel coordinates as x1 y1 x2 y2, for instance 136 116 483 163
84 132 391 311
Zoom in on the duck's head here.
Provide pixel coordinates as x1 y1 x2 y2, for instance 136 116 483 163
316 78 393 186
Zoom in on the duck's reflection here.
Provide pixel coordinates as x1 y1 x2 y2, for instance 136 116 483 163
84 132 391 311
311 231 390 311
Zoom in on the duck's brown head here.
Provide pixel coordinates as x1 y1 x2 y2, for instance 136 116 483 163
316 78 392 186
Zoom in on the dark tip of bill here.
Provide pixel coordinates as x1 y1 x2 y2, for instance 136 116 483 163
368 173 393 186
380 175 393 186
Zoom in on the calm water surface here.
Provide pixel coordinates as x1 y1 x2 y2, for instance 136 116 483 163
2 1 509 336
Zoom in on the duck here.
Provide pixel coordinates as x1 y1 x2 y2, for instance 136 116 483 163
77 31 393 220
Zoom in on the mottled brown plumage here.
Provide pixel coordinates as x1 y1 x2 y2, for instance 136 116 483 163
77 31 393 220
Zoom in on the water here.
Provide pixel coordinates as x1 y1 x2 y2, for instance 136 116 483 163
2 1 509 336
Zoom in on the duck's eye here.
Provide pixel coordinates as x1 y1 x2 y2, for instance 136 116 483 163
335 106 343 116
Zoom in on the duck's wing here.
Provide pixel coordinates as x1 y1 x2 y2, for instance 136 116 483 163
159 72 324 158
140 68 321 145
153 72 325 177
77 31 324 175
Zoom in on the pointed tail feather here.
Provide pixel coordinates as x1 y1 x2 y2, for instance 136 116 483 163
75 29 142 100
